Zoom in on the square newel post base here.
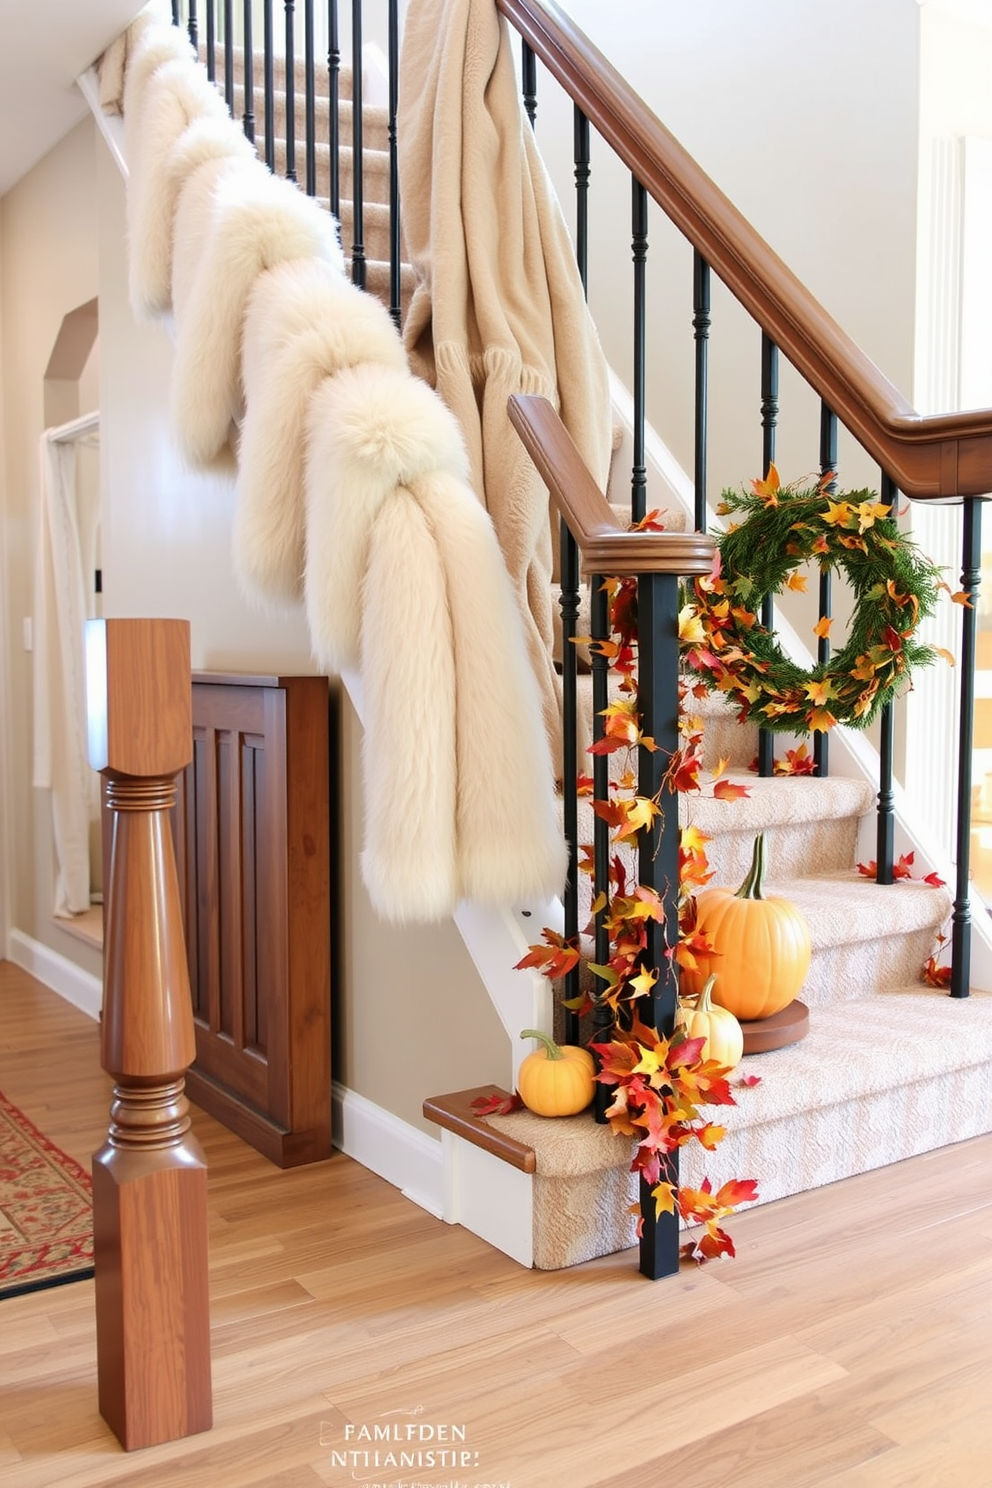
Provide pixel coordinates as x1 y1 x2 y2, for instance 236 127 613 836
93 1141 212 1451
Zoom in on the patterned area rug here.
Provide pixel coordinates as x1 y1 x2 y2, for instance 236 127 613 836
0 1089 94 1300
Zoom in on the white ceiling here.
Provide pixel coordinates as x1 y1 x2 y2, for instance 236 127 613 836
0 0 147 198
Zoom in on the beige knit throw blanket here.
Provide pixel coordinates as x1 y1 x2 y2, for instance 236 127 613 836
398 0 614 764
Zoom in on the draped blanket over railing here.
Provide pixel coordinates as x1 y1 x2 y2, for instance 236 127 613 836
397 0 614 761
100 7 567 923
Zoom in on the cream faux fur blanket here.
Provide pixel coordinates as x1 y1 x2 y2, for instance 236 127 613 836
398 0 614 765
107 6 566 922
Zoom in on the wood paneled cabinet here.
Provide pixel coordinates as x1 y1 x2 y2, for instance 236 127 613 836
171 672 333 1167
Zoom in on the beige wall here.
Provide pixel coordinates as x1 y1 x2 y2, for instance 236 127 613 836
548 0 921 500
0 117 103 978
338 694 513 1133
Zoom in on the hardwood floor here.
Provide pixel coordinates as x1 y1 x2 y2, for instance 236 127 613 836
1 958 990 1487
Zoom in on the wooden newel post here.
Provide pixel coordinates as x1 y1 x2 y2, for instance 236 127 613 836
85 618 212 1451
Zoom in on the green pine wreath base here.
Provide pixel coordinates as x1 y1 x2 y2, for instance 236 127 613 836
685 481 944 735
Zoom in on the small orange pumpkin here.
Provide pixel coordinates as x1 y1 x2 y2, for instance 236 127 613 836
517 1029 595 1116
681 833 810 1020
677 975 744 1070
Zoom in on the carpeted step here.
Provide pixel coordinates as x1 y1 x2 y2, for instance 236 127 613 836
207 46 364 103
688 688 759 771
681 771 875 883
359 255 416 322
680 985 992 1206
472 984 992 1267
229 84 390 156
778 871 951 1005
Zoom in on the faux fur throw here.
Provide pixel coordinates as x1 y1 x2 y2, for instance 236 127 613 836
398 0 614 765
107 6 567 922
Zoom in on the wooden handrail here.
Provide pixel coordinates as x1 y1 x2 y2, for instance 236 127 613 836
508 393 715 575
498 0 992 500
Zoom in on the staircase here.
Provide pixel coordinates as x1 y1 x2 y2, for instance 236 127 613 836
218 47 415 315
96 2 992 1275
432 685 992 1269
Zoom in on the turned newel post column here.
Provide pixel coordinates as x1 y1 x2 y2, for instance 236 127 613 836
85 618 212 1451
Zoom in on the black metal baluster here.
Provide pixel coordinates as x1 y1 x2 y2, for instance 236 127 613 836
876 704 895 882
693 251 710 534
521 41 537 128
591 573 613 1121
350 0 365 289
631 179 648 525
305 0 316 195
242 0 255 142
560 523 581 1049
172 0 181 27
574 106 590 293
328 2 340 221
205 0 216 79
263 0 275 170
874 471 898 884
224 0 234 114
387 0 401 324
951 497 982 998
637 570 681 1280
187 0 198 50
756 332 778 776
284 1 297 181
559 103 589 1048
815 403 838 777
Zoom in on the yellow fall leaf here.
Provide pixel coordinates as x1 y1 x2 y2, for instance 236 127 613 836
812 615 833 639
680 825 711 854
678 604 706 643
808 706 838 732
629 967 658 999
822 499 853 527
857 500 891 533
785 571 808 592
751 462 781 506
804 678 834 706
651 1181 677 1219
621 796 661 838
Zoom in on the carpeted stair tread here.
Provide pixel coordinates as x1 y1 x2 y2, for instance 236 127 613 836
482 1104 630 1180
769 870 951 949
681 771 874 833
485 985 992 1185
725 988 992 1120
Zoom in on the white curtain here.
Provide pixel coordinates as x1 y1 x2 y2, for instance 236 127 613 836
33 427 98 917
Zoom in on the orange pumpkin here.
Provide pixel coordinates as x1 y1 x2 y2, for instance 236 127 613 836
681 833 810 1020
517 1029 595 1116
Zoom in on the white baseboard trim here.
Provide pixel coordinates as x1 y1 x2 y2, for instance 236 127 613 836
332 1082 444 1218
8 929 102 1020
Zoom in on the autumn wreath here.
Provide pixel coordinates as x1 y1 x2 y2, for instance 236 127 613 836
682 466 949 733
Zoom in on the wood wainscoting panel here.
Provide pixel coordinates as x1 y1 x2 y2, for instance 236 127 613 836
172 673 333 1168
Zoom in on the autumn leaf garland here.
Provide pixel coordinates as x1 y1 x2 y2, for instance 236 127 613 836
516 519 759 1264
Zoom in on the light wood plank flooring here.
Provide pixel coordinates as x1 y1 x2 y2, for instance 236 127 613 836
1 959 990 1487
